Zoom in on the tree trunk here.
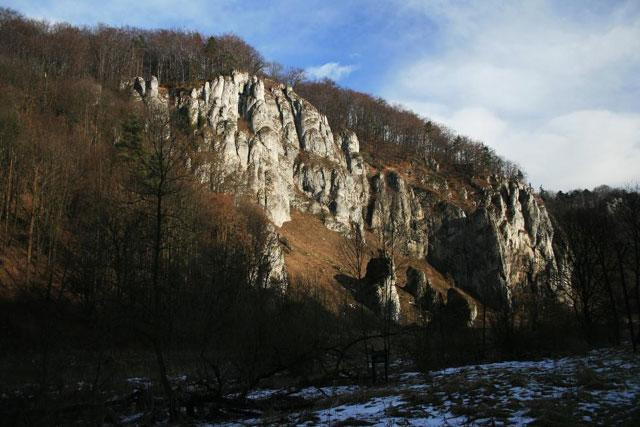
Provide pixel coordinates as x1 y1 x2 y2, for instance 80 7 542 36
481 303 487 360
599 261 620 345
616 249 636 352
153 338 176 420
26 166 40 284
2 153 14 246
152 183 176 420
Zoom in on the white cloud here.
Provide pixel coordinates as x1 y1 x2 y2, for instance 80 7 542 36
402 104 640 191
305 62 356 81
384 0 640 189
524 110 640 190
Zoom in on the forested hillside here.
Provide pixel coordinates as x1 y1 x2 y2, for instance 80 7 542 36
0 8 638 425
543 187 640 351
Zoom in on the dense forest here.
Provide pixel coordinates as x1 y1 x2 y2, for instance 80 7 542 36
0 8 638 424
0 8 521 180
543 187 640 352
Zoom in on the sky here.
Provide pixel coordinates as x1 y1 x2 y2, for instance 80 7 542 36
4 0 640 191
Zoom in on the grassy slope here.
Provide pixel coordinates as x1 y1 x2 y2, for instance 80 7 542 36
279 208 481 325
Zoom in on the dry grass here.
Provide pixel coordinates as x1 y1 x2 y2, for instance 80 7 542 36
295 151 342 171
262 78 282 91
228 346 640 425
279 209 482 323
576 365 614 390
368 154 480 214
279 209 358 312
237 116 254 136
527 397 582 426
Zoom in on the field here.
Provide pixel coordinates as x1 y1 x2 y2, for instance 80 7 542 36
202 346 640 426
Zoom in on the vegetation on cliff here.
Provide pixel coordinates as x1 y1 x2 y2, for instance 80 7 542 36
0 8 638 424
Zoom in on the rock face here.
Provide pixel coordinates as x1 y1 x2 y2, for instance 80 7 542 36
362 256 401 322
131 72 368 232
445 289 477 327
428 181 558 307
405 266 428 300
405 266 440 314
367 171 427 257
127 74 563 308
255 226 288 292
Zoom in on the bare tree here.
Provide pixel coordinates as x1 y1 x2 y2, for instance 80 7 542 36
340 222 367 280
616 188 640 349
116 106 192 419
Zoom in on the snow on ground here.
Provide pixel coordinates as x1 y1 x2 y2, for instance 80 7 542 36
246 385 358 401
209 346 640 426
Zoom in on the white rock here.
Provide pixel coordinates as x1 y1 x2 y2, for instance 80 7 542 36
147 76 159 98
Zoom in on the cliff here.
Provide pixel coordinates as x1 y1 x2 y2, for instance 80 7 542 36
125 72 563 312
428 180 558 307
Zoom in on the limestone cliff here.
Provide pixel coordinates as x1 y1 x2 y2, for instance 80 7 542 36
428 180 558 307
363 256 401 322
125 73 563 310
128 71 367 233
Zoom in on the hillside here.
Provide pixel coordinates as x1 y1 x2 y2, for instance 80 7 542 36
122 71 561 315
1 10 639 425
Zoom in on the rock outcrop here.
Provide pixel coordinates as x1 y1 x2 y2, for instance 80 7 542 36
256 226 288 292
428 181 558 307
405 266 440 313
405 266 429 301
125 74 563 308
367 171 427 257
130 72 369 232
362 256 401 322
445 289 477 327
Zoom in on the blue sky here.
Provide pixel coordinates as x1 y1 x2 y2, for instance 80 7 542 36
4 0 640 190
